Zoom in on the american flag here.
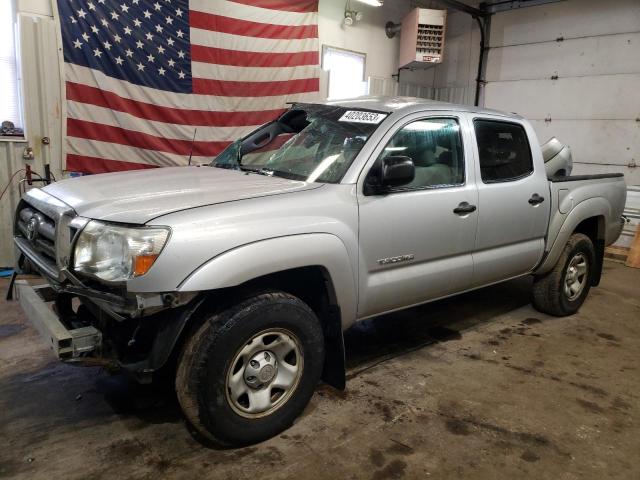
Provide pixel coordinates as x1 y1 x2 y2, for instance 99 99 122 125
56 0 320 173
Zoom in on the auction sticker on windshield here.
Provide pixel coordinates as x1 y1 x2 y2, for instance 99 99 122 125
339 111 388 124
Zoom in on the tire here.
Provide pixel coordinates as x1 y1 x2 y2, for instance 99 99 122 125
532 233 595 316
175 291 325 447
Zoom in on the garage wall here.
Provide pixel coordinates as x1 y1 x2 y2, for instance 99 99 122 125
368 10 481 103
397 0 640 189
318 0 409 93
484 0 640 186
429 11 480 105
0 0 62 267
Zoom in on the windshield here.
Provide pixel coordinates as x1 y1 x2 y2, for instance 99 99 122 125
211 105 387 183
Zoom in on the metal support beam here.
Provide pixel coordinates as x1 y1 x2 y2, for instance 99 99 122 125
474 15 491 107
430 0 488 17
480 0 564 14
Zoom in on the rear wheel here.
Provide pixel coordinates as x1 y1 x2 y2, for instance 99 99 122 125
175 291 324 447
532 233 595 316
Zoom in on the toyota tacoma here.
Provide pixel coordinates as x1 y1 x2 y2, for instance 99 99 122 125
11 97 626 446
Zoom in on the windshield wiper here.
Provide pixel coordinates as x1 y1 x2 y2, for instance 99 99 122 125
238 166 274 176
237 166 305 181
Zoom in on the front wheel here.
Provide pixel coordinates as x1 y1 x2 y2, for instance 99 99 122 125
532 233 595 316
175 291 325 447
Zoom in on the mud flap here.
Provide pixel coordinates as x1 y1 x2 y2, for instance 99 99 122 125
321 305 346 390
6 271 18 301
591 238 605 287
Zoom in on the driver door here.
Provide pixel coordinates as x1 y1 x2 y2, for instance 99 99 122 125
357 114 478 318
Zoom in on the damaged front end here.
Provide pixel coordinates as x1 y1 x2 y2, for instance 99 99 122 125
12 189 200 383
13 277 200 382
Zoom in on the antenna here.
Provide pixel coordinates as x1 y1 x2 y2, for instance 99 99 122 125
188 128 197 166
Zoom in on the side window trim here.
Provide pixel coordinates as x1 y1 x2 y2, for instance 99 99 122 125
472 117 534 184
377 115 466 193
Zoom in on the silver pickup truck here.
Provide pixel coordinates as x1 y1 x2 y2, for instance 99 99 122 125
11 97 626 446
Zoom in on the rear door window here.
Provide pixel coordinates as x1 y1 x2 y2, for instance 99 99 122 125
474 120 533 183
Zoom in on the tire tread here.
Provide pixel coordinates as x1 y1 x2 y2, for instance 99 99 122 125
532 233 593 316
175 291 322 447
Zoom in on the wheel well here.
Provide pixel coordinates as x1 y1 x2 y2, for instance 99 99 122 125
241 266 338 317
240 267 346 390
573 215 605 286
168 266 346 390
574 216 604 244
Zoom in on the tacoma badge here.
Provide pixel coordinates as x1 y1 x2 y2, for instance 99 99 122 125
377 254 415 265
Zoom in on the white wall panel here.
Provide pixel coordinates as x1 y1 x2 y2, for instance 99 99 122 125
487 32 640 81
529 119 640 184
16 0 52 17
432 12 479 105
484 0 639 189
0 141 29 267
0 10 62 266
485 74 640 120
489 0 640 47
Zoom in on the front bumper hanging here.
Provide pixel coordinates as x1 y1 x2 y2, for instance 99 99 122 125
14 280 102 360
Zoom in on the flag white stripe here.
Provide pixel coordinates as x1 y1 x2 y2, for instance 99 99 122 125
190 28 318 53
190 0 318 26
67 63 321 112
191 62 320 82
68 137 209 167
67 100 261 141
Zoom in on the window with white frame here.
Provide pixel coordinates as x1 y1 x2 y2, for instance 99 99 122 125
0 0 23 131
322 46 367 100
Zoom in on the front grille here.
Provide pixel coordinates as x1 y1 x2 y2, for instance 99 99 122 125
14 188 83 282
15 202 60 278
17 206 57 262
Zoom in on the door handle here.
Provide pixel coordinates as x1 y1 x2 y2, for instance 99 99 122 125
453 202 477 215
528 193 545 205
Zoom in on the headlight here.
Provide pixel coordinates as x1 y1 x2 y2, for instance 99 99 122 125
73 221 170 282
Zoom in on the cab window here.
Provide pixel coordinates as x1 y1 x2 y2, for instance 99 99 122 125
378 118 464 189
474 119 533 183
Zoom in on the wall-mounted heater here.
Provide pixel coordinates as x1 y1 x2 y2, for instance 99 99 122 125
398 8 447 69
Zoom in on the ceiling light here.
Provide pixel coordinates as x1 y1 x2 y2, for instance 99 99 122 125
354 0 383 6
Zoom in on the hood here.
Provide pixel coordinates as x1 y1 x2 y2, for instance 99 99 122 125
43 166 321 224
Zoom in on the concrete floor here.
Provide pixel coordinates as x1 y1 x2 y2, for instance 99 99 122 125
0 260 638 480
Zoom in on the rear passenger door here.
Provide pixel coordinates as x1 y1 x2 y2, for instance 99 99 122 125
470 117 550 287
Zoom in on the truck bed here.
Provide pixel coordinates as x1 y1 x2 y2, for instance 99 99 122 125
549 173 624 182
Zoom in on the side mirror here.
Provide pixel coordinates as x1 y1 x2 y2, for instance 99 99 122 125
381 155 415 187
364 155 415 195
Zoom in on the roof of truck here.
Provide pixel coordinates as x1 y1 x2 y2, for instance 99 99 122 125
310 95 524 120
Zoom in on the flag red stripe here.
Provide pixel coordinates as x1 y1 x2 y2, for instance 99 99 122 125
192 77 319 96
67 154 158 174
68 138 293 174
67 118 229 156
191 45 318 68
189 11 318 39
66 82 286 127
227 0 318 13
